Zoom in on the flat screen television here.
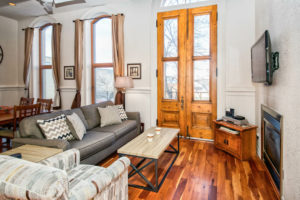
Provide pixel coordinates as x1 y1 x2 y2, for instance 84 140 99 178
251 30 279 85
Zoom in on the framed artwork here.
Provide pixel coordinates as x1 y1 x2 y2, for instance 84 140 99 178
127 63 141 79
64 66 75 80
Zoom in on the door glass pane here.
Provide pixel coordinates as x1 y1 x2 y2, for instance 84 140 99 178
41 25 53 65
164 18 178 57
164 62 178 100
94 67 114 103
93 18 113 63
194 15 210 56
194 60 210 100
42 69 55 99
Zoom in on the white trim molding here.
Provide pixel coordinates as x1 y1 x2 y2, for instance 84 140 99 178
0 85 25 91
126 87 151 94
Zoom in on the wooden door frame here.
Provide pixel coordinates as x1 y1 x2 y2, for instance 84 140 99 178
157 9 187 135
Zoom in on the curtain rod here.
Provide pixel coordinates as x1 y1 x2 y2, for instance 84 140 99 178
72 13 124 22
21 23 62 31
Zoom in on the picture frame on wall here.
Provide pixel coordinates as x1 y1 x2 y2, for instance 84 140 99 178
127 63 141 79
64 66 75 80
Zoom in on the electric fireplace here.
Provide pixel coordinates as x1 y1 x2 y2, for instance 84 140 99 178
261 105 282 198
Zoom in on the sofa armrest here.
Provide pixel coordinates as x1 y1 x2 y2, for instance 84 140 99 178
68 157 130 199
12 138 70 150
126 112 141 134
0 155 68 199
39 149 80 171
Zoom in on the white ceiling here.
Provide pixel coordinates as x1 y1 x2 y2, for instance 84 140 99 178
0 0 109 20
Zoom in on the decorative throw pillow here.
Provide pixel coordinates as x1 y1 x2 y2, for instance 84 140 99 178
108 104 128 121
67 113 86 140
37 114 75 141
98 107 122 127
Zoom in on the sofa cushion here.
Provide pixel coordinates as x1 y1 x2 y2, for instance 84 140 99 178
19 111 66 139
91 120 137 140
67 113 86 140
80 101 114 130
37 114 75 141
65 108 88 129
98 106 122 127
69 131 115 160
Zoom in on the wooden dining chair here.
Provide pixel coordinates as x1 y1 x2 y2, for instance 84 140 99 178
0 104 41 148
20 97 34 106
37 98 53 113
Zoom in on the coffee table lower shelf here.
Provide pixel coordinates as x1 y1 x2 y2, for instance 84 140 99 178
119 135 179 192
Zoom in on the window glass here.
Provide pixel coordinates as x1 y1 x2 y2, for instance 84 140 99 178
42 69 55 99
93 18 113 63
164 61 178 100
194 60 210 100
194 14 210 56
164 18 178 57
94 67 114 103
41 25 53 65
161 0 208 7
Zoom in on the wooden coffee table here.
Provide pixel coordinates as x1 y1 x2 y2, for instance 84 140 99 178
1 144 62 163
118 127 180 192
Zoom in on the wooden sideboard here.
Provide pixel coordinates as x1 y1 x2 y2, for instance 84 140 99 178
213 120 257 160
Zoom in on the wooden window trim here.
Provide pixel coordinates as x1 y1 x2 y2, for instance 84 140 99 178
91 15 113 104
39 23 53 98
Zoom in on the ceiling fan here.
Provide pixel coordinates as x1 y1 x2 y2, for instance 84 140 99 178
37 0 86 14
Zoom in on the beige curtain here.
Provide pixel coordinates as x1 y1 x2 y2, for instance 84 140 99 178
112 14 125 77
23 28 34 98
52 23 62 109
71 20 84 109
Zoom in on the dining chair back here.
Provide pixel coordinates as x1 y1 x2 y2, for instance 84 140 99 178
37 98 52 113
0 104 41 147
19 97 34 106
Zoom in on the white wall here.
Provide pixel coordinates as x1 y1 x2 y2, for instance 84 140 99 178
255 0 300 199
11 0 256 131
0 16 22 106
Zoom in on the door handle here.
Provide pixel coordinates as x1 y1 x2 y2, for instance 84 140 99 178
181 96 184 110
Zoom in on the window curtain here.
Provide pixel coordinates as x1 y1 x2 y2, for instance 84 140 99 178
23 28 34 98
52 23 62 109
112 14 125 77
71 20 84 109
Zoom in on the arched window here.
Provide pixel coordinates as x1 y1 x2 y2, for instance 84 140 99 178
39 24 55 99
161 0 209 7
91 16 114 103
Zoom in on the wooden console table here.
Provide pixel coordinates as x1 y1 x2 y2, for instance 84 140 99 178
213 120 257 160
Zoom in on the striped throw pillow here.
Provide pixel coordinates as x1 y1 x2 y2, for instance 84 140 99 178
108 104 128 121
37 114 75 141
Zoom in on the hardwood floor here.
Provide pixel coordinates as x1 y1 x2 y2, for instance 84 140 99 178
0 138 277 199
100 138 277 200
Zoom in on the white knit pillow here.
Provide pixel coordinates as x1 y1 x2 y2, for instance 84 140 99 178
67 113 86 140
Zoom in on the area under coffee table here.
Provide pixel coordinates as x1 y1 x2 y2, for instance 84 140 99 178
118 127 180 192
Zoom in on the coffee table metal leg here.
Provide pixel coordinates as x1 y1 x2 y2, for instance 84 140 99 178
119 135 180 192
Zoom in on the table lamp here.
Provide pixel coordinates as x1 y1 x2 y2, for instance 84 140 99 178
114 76 133 109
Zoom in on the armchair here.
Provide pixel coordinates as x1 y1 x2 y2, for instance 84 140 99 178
0 149 130 200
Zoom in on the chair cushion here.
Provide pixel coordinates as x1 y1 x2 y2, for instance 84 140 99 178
37 114 75 141
91 120 137 140
69 131 115 160
80 101 114 130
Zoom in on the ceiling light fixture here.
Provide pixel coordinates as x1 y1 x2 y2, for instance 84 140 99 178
8 2 16 6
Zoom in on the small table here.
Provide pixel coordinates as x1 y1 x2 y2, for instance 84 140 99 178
118 127 180 192
0 144 63 163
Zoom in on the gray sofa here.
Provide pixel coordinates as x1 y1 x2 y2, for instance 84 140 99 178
12 101 140 165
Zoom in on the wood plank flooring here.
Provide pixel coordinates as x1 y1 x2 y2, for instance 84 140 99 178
100 138 277 200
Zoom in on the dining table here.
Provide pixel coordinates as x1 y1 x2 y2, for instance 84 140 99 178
0 106 14 126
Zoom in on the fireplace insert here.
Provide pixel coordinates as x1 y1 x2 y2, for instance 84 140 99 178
261 105 282 196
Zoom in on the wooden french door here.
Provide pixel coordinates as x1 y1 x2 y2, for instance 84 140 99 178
157 5 217 140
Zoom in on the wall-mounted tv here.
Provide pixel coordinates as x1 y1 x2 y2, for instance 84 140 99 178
251 30 279 85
